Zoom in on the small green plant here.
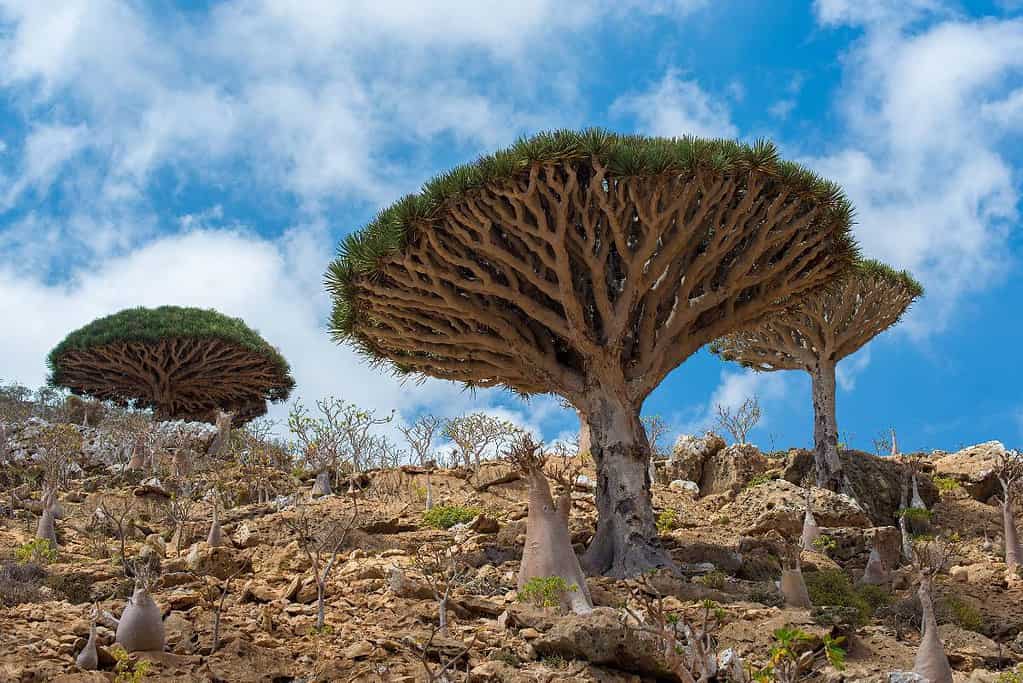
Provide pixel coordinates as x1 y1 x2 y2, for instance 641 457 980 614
944 595 983 632
812 534 837 554
111 646 151 683
932 475 960 493
422 505 481 529
517 576 576 609
540 654 568 669
804 569 885 625
898 507 934 523
695 570 726 590
410 483 427 502
744 472 777 490
715 515 731 525
307 623 335 635
997 666 1023 682
752 627 845 681
657 508 681 534
15 538 57 565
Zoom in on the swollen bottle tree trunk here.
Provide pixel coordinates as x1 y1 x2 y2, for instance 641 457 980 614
913 577 953 683
75 621 98 670
801 489 822 552
115 586 165 653
207 506 222 548
36 507 58 547
517 463 592 614
311 470 332 497
1003 497 1021 573
861 547 888 585
581 395 670 578
780 560 812 609
809 360 843 490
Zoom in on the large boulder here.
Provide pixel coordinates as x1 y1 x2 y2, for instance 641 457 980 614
532 607 683 680
933 442 1004 502
727 479 870 537
665 434 769 497
782 449 939 525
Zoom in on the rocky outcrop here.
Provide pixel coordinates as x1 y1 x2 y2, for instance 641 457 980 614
933 442 1005 502
783 449 939 525
728 479 870 537
665 433 769 497
532 607 682 680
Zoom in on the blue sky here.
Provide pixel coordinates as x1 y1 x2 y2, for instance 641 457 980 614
1 0 1022 454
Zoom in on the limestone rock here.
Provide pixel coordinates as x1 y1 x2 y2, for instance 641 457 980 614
668 479 700 495
730 479 870 536
933 442 1005 501
782 449 939 524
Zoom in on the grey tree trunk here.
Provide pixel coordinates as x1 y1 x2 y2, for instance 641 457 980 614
1003 498 1021 572
911 475 926 510
311 470 332 497
581 395 672 578
316 582 326 630
518 468 592 614
914 578 953 683
577 410 591 456
780 566 812 608
809 361 843 490
75 624 98 670
36 508 58 547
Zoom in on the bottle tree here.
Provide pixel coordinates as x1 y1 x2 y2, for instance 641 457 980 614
326 130 857 577
48 306 294 424
712 260 922 490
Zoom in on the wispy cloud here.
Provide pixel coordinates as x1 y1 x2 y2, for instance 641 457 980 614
611 69 738 139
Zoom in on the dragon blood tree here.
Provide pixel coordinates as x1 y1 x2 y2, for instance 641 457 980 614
712 260 922 490
48 306 295 425
326 130 857 577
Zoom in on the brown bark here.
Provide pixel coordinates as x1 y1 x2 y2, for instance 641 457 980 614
913 577 953 683
810 360 843 490
581 393 671 578
576 410 591 456
55 337 288 423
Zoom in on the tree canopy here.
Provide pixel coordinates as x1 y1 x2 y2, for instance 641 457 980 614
326 128 858 407
48 306 294 423
710 260 923 372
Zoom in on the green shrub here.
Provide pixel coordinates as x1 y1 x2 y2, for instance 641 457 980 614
45 572 92 604
422 505 481 529
111 646 151 683
897 507 934 524
752 627 845 681
517 576 577 609
997 667 1023 682
0 560 47 607
744 473 776 490
812 534 837 554
932 475 960 493
15 538 58 565
657 508 681 534
944 595 983 632
804 570 888 625
695 570 726 590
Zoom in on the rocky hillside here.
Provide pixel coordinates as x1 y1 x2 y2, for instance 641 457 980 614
1 420 1021 682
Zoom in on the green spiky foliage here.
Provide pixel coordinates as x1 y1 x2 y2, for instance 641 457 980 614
326 128 858 380
48 306 294 423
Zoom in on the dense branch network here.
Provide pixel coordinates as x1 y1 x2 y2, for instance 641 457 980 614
49 307 294 424
711 260 922 372
338 150 854 408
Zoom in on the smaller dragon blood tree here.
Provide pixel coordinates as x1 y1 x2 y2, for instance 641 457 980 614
505 434 592 615
48 306 294 425
713 260 922 490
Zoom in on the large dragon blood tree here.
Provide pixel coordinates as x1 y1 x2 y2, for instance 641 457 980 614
712 260 922 490
326 130 857 577
47 306 295 424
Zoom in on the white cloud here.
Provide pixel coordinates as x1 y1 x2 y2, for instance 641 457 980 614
836 347 871 391
610 69 738 139
680 369 789 443
2 122 89 207
813 0 948 27
804 15 1023 334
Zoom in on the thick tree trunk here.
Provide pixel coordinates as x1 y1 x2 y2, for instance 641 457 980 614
1003 498 1021 572
780 565 812 608
914 578 953 683
809 361 843 490
576 410 591 456
581 395 672 578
